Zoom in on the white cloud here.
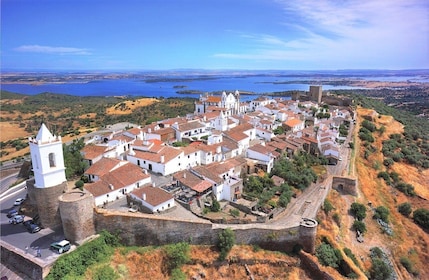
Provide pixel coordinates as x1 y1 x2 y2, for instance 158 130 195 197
14 45 91 55
215 0 429 69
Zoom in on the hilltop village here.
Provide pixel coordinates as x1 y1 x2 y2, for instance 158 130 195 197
79 86 353 214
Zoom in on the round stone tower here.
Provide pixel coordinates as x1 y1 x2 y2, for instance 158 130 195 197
299 218 318 253
27 123 67 229
59 191 96 244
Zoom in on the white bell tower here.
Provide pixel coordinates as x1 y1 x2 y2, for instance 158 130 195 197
29 123 66 188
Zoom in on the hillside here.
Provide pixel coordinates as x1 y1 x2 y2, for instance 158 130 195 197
0 91 195 162
316 107 429 279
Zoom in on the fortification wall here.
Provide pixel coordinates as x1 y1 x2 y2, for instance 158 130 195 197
59 191 96 244
332 176 357 196
26 178 67 229
94 210 317 253
0 241 51 280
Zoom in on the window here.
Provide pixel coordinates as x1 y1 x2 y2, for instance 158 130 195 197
49 153 56 167
188 155 190 158
137 160 140 166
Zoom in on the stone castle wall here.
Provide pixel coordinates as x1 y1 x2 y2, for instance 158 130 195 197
332 176 357 196
94 209 317 253
26 178 67 229
59 191 96 244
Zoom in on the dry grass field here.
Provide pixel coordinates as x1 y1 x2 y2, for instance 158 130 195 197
96 245 307 280
106 98 159 115
317 107 429 279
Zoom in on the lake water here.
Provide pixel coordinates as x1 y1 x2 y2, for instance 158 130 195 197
1 72 427 100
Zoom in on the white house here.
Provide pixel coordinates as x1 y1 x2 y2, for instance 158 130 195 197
129 186 175 213
246 143 276 173
127 145 184 176
172 120 208 142
84 162 152 207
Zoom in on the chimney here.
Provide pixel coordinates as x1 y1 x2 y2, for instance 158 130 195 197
109 184 114 190
142 193 146 200
160 155 165 163
143 169 148 174
183 172 186 179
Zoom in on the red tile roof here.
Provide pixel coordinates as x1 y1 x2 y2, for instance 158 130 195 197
84 163 151 197
131 186 173 207
85 157 123 176
81 145 108 160
173 170 212 193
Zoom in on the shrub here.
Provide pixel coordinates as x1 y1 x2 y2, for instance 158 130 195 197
217 228 235 261
74 180 84 189
370 258 392 280
398 202 412 217
211 199 221 212
350 202 367 221
352 220 367 234
165 242 190 272
413 208 429 229
315 242 342 268
229 209 240 218
333 212 341 226
170 268 186 280
400 256 414 273
377 171 391 184
46 230 119 280
92 264 118 280
373 206 390 223
395 182 416 196
343 248 360 268
323 199 334 214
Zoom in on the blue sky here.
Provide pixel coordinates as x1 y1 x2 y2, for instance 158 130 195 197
1 0 428 70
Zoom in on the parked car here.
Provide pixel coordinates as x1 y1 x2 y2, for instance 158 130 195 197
9 215 25 224
6 209 18 218
23 220 41 233
14 198 25 206
50 240 71 254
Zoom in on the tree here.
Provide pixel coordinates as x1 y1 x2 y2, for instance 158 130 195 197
373 206 390 223
323 199 334 214
211 199 221 212
350 202 367 221
352 220 367 234
370 258 392 280
165 242 190 272
217 228 235 261
398 202 412 217
63 138 87 179
413 208 429 229
315 242 342 268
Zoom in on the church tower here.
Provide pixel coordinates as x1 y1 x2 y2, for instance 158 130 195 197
29 123 66 188
27 123 67 229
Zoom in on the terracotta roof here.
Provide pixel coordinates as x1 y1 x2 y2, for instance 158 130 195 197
173 170 212 193
85 163 151 197
192 165 222 184
267 140 288 150
248 144 278 157
85 157 123 176
81 145 108 160
132 146 182 163
176 120 205 132
230 123 253 133
181 145 199 155
224 131 248 142
150 127 175 135
111 134 134 142
127 127 142 135
284 118 303 127
207 96 221 102
131 186 173 207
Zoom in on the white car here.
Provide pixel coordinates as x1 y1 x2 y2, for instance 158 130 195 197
14 198 25 206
